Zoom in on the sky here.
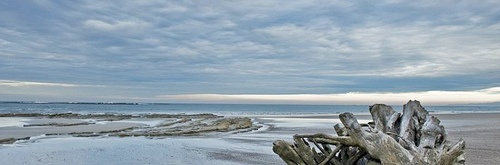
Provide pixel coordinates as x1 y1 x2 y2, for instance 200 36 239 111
0 1 499 105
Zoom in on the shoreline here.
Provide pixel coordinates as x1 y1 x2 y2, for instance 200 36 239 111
1 112 499 164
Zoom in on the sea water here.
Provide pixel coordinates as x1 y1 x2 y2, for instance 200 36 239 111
1 102 499 115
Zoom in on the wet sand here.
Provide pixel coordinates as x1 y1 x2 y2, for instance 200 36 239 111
0 113 499 164
434 113 500 165
0 117 145 140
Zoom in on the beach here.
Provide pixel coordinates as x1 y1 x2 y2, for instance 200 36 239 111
0 113 499 164
434 113 500 164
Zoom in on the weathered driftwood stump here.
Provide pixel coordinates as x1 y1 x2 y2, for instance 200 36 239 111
273 100 465 165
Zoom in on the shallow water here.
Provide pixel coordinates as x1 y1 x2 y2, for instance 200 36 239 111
0 126 281 165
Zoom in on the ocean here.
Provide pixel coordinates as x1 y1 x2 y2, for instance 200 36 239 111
1 102 499 115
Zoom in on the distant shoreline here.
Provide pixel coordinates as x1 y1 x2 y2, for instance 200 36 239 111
2 101 500 106
0 101 157 105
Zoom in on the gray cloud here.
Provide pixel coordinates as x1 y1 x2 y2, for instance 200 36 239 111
0 1 499 102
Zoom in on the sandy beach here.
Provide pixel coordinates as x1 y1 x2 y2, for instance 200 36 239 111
0 113 499 164
433 113 500 164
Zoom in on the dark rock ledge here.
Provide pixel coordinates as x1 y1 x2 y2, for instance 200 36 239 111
0 113 260 144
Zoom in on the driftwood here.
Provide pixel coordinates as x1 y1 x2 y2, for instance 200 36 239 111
273 100 465 165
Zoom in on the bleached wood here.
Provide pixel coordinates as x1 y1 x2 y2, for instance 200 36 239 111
273 100 465 165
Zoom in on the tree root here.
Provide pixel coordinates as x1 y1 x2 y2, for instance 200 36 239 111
273 100 465 165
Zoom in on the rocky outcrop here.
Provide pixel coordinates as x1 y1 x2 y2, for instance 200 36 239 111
109 117 255 137
23 122 94 127
214 117 253 131
0 113 258 144
0 137 29 144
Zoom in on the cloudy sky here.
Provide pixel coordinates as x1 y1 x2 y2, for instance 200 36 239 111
1 1 499 105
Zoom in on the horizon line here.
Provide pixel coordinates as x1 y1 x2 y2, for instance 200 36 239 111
1 100 499 107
